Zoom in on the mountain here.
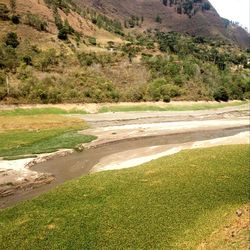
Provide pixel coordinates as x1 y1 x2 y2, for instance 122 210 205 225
0 0 249 104
74 0 249 49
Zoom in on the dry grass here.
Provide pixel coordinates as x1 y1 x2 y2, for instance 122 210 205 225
0 115 86 132
0 112 95 158
198 205 250 250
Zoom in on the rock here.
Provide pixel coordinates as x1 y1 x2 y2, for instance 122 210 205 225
236 209 243 217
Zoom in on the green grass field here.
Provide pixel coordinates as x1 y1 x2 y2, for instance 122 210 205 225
99 101 247 113
0 130 96 159
0 145 248 249
0 109 95 159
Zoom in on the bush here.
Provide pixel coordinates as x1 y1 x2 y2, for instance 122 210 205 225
22 55 32 66
89 37 97 46
11 15 20 24
0 86 7 100
58 27 68 40
163 94 170 103
0 71 6 85
148 79 182 101
174 76 183 86
0 3 9 21
213 87 229 102
160 84 182 98
5 32 19 48
0 45 19 71
16 65 33 81
77 52 113 67
77 52 97 66
36 49 58 71
24 13 48 31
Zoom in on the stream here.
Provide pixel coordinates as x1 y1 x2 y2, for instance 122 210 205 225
0 126 248 209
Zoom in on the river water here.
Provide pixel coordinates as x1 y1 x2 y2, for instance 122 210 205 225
0 126 248 209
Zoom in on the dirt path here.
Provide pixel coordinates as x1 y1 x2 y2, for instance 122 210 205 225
0 101 248 114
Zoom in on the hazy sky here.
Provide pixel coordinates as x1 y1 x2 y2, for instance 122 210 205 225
209 0 250 31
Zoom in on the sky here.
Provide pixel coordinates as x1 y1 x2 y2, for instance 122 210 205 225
209 0 250 31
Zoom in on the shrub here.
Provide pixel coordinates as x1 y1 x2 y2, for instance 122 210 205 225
0 45 19 71
166 62 182 77
183 61 199 77
174 76 183 86
213 87 229 102
155 15 162 23
0 3 9 21
0 71 6 86
5 32 19 48
36 49 58 71
160 84 182 98
58 27 68 40
22 55 32 66
63 19 74 34
0 86 7 100
77 52 97 66
148 78 167 100
11 15 19 24
77 52 113 67
23 13 48 31
88 37 97 46
16 64 34 81
163 94 170 103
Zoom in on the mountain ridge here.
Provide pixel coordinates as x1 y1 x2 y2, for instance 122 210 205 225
74 0 249 48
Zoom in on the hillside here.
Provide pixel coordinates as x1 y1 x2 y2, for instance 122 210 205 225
0 0 249 104
75 0 250 49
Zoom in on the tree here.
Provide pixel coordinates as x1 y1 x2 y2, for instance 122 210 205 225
58 27 68 40
11 15 19 24
5 32 19 48
202 2 211 11
213 87 229 102
155 15 162 23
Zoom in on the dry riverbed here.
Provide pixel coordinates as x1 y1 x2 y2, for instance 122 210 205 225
0 104 249 206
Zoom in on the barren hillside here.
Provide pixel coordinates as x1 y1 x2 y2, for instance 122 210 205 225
75 0 249 48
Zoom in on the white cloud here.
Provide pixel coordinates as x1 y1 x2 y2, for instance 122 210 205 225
209 0 250 31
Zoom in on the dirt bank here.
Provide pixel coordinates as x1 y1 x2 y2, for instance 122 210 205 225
91 131 250 172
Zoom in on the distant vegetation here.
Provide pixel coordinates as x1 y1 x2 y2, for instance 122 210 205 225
162 0 211 18
89 11 124 36
0 1 249 104
23 13 48 32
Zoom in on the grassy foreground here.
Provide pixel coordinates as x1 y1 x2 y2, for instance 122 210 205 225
0 145 249 249
0 109 95 159
99 101 247 113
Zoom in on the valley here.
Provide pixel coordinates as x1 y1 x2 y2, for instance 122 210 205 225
0 0 249 249
0 102 248 209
